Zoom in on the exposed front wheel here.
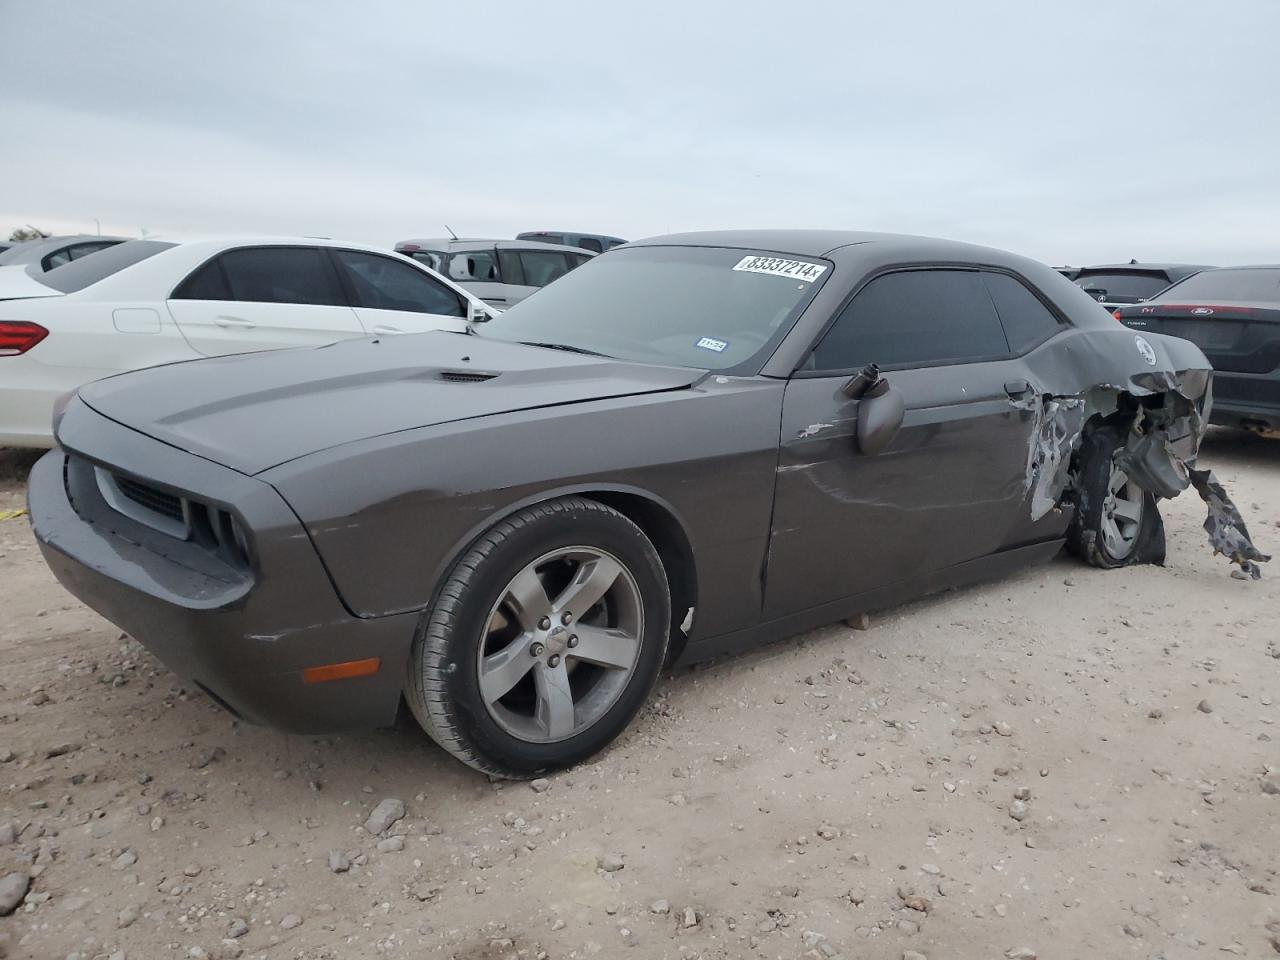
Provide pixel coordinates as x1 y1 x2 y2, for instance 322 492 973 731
1068 423 1165 568
405 497 671 778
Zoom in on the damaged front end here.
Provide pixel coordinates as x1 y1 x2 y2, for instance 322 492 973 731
1023 344 1271 579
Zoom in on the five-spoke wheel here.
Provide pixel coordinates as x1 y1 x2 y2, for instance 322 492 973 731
406 497 670 778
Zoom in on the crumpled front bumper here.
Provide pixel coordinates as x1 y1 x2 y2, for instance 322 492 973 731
27 400 418 732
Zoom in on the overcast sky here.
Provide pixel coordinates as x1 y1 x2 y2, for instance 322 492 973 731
2 1 1277 266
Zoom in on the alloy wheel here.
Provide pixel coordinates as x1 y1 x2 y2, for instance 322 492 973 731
477 546 644 743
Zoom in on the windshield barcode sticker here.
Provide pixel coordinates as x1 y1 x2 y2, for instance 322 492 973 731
733 255 827 283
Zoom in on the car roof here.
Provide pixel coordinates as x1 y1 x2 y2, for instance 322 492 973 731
395 238 597 255
1075 263 1212 276
142 235 433 257
519 230 627 242
1190 263 1280 271
626 229 1057 266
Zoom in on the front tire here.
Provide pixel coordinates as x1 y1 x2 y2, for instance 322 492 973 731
406 496 671 778
1068 423 1165 568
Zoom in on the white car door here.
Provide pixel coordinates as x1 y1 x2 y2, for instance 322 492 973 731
166 246 365 356
329 248 471 336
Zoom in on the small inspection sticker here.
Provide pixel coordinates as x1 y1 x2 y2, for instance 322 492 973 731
696 336 728 353
733 255 827 283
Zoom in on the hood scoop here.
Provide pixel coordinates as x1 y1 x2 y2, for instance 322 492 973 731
437 369 499 383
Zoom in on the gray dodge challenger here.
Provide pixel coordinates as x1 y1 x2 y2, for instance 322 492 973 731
28 230 1269 777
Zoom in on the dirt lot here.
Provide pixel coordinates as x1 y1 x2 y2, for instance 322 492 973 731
1 432 1278 960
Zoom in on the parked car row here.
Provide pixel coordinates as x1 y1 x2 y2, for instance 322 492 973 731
1053 257 1280 436
24 227 1270 779
0 228 626 448
1115 265 1280 436
0 237 492 447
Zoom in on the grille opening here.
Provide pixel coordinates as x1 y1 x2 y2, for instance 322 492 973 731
114 474 184 522
93 464 251 570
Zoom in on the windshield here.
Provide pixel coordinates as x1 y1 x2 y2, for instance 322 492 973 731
478 245 829 372
1074 272 1171 303
1154 267 1280 303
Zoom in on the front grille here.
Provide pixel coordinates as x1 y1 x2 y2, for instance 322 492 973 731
89 465 250 568
114 474 185 522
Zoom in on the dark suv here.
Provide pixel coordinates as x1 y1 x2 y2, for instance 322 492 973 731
1116 266 1280 436
1074 262 1210 313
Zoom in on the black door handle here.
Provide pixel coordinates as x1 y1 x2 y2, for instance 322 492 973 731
1004 379 1033 399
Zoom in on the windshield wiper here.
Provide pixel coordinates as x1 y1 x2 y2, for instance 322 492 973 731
517 341 613 358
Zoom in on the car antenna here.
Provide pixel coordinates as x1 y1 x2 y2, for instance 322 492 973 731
445 224 459 240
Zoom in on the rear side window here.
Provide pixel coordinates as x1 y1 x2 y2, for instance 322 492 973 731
405 250 446 272
497 250 525 286
448 250 500 282
980 272 1062 351
334 250 464 316
173 258 231 299
212 247 345 306
518 250 570 287
576 237 603 253
34 240 177 294
812 269 1010 372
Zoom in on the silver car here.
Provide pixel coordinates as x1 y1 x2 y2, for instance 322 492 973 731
394 238 594 309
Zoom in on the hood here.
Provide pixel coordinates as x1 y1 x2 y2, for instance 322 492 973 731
76 332 704 474
0 265 62 301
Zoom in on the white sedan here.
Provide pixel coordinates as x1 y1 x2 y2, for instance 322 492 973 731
0 236 493 447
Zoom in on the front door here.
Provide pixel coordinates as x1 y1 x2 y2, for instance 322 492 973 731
167 246 363 356
763 267 1043 620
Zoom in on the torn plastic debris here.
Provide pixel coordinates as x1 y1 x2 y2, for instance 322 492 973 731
1188 468 1271 580
1021 377 1269 579
1026 396 1085 521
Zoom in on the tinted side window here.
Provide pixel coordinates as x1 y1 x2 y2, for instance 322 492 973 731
497 250 525 286
518 251 570 287
172 259 231 300
981 272 1062 352
334 250 464 316
218 247 344 306
812 269 1010 372
448 250 499 282
577 237 603 253
406 250 446 272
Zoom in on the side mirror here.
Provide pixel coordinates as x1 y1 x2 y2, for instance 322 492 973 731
842 364 904 456
467 299 495 324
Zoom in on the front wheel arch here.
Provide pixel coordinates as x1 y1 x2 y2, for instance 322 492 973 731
422 484 698 658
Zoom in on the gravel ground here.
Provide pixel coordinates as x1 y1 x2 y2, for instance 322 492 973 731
1 431 1277 960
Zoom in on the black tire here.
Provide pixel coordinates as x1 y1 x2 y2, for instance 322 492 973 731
405 496 671 778
1067 423 1165 568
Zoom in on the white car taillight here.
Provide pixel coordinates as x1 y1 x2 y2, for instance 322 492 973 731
0 320 49 356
